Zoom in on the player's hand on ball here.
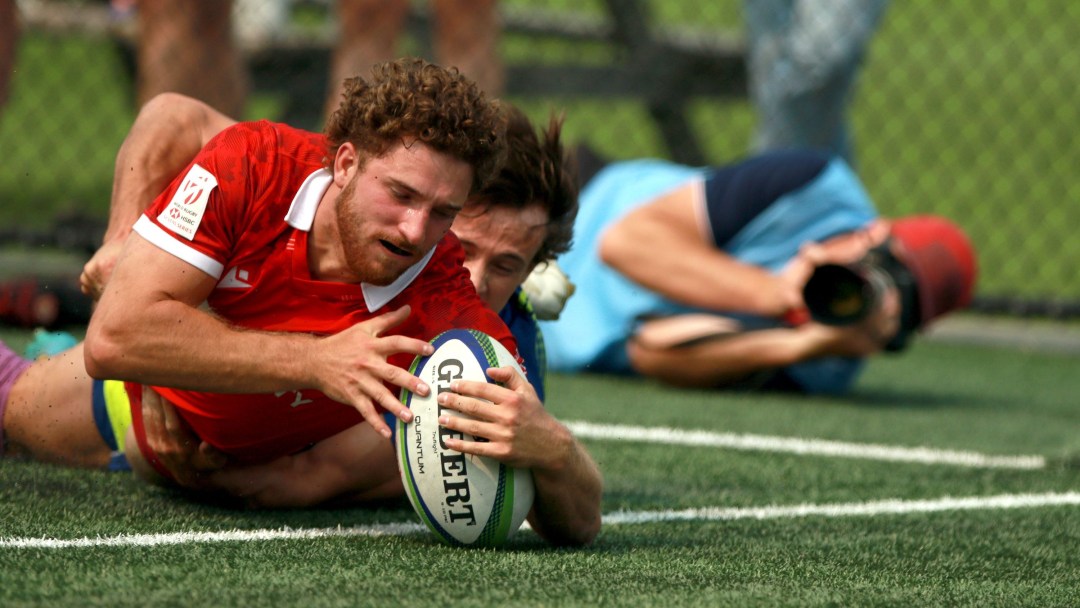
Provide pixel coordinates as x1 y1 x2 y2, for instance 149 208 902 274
313 305 434 439
437 366 569 471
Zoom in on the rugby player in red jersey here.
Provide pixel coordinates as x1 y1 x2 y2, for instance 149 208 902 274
0 61 600 546
84 58 508 465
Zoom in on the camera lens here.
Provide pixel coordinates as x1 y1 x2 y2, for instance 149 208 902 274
803 264 875 325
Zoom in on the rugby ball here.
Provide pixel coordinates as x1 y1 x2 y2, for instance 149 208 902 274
396 329 535 547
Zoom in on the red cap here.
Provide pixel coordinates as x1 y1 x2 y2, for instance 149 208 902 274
889 215 978 327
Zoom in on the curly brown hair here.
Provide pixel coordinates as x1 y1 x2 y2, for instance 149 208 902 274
323 57 507 193
465 105 579 267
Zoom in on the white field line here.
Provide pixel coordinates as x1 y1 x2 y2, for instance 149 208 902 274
4 492 1079 550
0 522 426 549
601 492 1080 525
564 421 1047 470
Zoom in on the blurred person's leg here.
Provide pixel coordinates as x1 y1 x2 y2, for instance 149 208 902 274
232 0 290 46
431 0 504 96
135 0 249 116
743 0 889 162
324 0 410 120
0 0 18 108
324 0 503 121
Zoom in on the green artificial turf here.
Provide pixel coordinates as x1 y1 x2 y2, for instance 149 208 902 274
2 329 1078 607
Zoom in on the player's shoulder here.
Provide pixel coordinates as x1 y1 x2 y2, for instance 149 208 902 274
497 291 535 346
210 120 325 159
263 120 327 151
505 287 538 320
399 233 481 315
209 119 277 145
221 119 309 138
423 231 468 278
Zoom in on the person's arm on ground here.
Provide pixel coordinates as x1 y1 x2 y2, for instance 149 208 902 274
132 388 401 506
627 292 900 389
206 424 403 508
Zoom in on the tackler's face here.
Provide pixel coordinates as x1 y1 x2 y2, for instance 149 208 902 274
452 201 548 312
332 140 473 286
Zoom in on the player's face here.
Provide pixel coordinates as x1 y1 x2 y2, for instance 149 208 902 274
452 202 548 312
335 141 472 286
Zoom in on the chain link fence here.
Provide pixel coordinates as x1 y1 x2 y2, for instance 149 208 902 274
1 0 1077 317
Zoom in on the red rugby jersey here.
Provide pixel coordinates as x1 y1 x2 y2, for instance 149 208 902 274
132 120 516 462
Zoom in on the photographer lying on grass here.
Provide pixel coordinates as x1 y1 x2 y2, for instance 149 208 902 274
541 148 977 394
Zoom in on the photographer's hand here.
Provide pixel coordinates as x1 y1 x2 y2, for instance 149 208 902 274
777 242 829 323
860 283 902 347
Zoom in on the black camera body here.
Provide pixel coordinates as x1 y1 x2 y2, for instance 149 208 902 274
800 241 920 351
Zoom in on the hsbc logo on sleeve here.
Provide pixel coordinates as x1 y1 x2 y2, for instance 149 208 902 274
159 164 217 240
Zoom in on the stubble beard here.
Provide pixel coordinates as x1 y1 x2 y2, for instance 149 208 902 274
335 177 400 286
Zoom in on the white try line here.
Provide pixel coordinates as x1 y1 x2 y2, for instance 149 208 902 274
564 421 1047 470
0 522 426 549
3 492 1078 550
601 491 1080 525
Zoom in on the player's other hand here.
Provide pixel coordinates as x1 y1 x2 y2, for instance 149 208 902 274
312 305 435 440
80 238 126 300
140 386 228 490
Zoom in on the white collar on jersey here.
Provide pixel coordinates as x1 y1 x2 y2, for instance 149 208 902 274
285 168 437 312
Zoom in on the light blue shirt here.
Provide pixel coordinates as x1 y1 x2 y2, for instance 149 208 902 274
541 154 877 394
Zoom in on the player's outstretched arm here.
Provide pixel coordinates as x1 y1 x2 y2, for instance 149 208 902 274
82 93 237 299
305 307 435 438
85 236 322 391
205 424 404 508
436 367 603 546
133 387 406 507
85 240 432 437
